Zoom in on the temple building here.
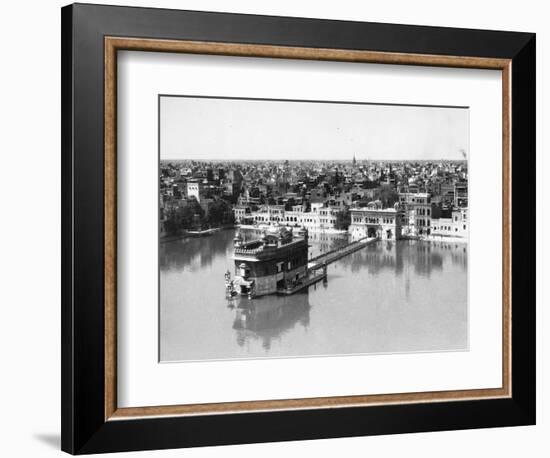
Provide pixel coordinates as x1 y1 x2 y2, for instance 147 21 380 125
348 201 403 240
231 226 309 297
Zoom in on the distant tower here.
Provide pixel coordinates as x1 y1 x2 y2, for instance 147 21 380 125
352 154 357 167
206 167 214 182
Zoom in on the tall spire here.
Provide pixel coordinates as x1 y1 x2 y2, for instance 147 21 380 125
352 153 357 167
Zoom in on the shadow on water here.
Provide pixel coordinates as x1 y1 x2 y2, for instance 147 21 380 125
232 292 311 351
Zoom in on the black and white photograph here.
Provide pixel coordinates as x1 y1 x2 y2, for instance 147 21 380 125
159 95 469 362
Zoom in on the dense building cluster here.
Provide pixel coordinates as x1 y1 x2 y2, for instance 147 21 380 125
160 157 468 240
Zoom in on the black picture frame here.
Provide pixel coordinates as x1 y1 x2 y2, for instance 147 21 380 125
61 3 535 454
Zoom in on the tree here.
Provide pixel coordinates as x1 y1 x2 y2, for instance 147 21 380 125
373 184 399 208
179 198 205 229
207 199 234 227
164 207 183 235
335 207 351 230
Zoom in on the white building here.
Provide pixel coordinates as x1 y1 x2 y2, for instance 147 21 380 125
399 192 432 236
187 180 203 203
233 205 251 223
348 201 403 240
431 208 468 239
245 204 341 232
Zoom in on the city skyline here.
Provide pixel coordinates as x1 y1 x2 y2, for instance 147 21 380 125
160 96 469 162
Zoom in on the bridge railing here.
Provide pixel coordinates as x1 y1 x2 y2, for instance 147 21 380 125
309 235 371 264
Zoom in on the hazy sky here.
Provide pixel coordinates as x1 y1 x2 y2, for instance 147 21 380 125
160 96 469 161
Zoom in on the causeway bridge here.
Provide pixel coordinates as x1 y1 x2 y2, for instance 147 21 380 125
308 236 376 270
275 236 376 296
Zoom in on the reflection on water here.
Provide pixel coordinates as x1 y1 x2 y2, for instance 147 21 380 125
160 229 467 361
232 293 311 351
307 231 350 259
159 231 233 272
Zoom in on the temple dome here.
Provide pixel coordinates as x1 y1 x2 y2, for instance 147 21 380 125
266 225 280 235
265 225 292 243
